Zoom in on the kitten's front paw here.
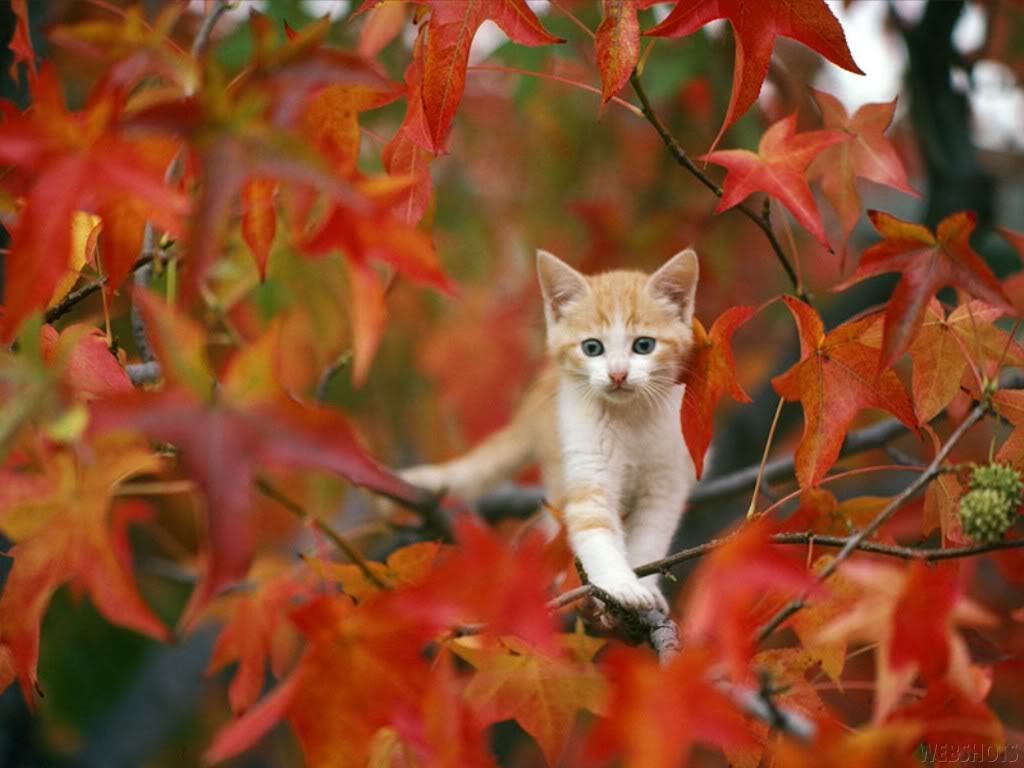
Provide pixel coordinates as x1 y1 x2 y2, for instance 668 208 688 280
592 575 667 615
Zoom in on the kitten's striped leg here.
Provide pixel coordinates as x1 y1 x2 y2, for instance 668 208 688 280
565 487 663 613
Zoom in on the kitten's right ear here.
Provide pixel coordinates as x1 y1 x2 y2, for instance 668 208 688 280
536 250 588 323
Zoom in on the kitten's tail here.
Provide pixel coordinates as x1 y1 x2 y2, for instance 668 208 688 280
401 418 534 500
400 368 556 501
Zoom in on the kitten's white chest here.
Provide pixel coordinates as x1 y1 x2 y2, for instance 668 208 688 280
556 379 689 504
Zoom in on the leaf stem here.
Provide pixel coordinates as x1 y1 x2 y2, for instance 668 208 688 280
254 475 391 590
468 64 643 118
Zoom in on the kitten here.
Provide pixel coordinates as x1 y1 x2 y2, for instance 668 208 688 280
402 250 700 613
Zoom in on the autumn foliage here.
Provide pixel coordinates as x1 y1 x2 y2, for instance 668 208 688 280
1 1 1024 766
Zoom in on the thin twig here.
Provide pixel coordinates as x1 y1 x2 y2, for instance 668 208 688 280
254 475 391 590
755 401 989 642
629 70 808 302
44 251 162 324
470 64 643 118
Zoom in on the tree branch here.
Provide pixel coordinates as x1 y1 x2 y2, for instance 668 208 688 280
755 400 990 642
550 521 1024 612
629 70 808 302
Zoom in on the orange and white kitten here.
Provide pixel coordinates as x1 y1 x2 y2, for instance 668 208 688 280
402 250 700 613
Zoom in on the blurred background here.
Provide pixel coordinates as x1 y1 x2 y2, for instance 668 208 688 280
0 0 1022 765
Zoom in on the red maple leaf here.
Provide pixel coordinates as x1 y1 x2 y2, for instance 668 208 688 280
595 1 661 107
0 67 188 339
681 305 755 478
808 90 917 262
772 296 918 488
701 113 849 245
837 210 1015 371
645 0 863 148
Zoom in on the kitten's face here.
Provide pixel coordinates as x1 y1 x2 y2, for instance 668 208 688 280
537 250 698 406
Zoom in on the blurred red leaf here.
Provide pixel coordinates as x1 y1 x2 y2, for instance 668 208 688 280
815 560 996 721
701 113 849 245
206 558 316 715
394 517 559 653
0 67 188 339
7 0 36 87
683 516 817 678
39 324 133 400
681 305 755 478
772 297 918 488
838 210 1015 371
646 0 862 149
585 646 752 768
205 593 437 767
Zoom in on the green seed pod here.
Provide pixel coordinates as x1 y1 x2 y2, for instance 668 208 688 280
958 487 1015 544
969 463 1024 508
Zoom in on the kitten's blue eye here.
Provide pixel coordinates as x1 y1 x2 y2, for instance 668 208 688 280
581 339 604 357
632 337 656 355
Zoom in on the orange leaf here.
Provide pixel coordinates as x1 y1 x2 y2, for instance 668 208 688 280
240 177 277 280
312 540 440 601
837 210 1015 371
910 300 1023 423
0 436 168 703
451 631 607 766
681 305 755 478
646 0 862 149
206 593 446 767
772 297 917 488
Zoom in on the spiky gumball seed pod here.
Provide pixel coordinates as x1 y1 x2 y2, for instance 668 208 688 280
969 462 1024 508
958 488 1015 544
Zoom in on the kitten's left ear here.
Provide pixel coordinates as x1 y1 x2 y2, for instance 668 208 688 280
647 249 699 324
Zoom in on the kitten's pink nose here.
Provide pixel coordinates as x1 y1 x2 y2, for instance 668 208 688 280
609 370 628 387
